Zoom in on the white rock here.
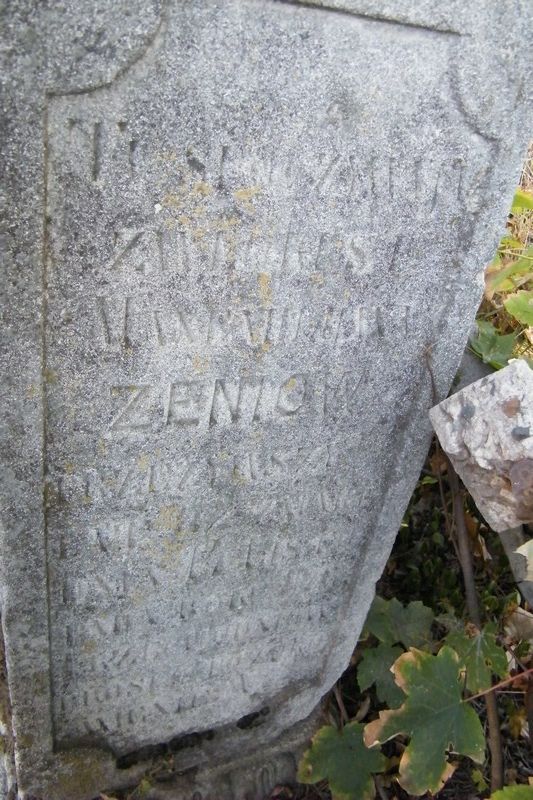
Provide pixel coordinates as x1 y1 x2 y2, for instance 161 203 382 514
430 360 533 532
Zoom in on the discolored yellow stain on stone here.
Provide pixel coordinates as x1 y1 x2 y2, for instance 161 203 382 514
43 481 59 510
155 505 182 532
234 186 261 213
285 377 297 391
232 467 248 485
234 186 261 204
192 354 209 374
16 733 34 749
137 453 150 470
97 438 107 456
64 462 75 475
161 193 182 209
131 590 145 607
258 272 272 307
310 272 324 286
216 215 240 231
115 384 138 393
255 341 272 360
161 535 186 562
26 384 38 399
156 150 179 163
81 639 97 655
44 368 58 384
193 181 213 197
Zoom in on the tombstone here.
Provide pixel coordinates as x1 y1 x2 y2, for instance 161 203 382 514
0 2 531 798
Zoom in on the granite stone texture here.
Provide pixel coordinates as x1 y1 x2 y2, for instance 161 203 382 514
0 1 531 798
430 359 533 533
451 352 533 605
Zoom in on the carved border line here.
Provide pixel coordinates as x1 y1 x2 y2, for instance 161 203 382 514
271 0 463 36
41 98 56 747
41 5 169 753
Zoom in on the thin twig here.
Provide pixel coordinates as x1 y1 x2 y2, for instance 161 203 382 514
448 465 481 626
525 679 533 751
333 684 349 726
498 250 533 260
424 352 454 545
435 440 453 538
374 775 389 800
503 641 529 673
447 460 504 792
465 667 533 703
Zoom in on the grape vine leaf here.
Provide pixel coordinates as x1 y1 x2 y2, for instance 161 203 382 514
298 721 386 800
446 623 508 693
363 596 433 649
470 320 515 369
364 646 485 796
491 788 533 800
511 188 533 213
486 245 533 294
358 643 405 707
504 290 533 326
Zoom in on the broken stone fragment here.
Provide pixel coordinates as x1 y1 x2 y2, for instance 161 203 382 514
429 359 533 533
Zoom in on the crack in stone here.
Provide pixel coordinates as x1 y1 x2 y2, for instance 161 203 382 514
270 0 463 37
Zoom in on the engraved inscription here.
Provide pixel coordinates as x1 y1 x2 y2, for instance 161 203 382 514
42 0 493 753
93 299 417 350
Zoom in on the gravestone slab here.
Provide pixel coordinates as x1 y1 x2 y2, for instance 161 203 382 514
0 1 531 798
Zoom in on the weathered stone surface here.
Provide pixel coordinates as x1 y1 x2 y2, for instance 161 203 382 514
0 1 531 798
430 360 533 532
501 527 533 607
451 352 533 604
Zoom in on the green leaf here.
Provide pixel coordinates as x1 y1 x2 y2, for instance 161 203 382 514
446 623 508 693
364 596 434 649
358 643 405 707
364 647 485 796
498 235 525 252
471 768 488 792
470 320 515 369
511 188 533 213
436 611 463 634
492 788 533 800
298 721 385 800
504 290 533 326
486 245 533 293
